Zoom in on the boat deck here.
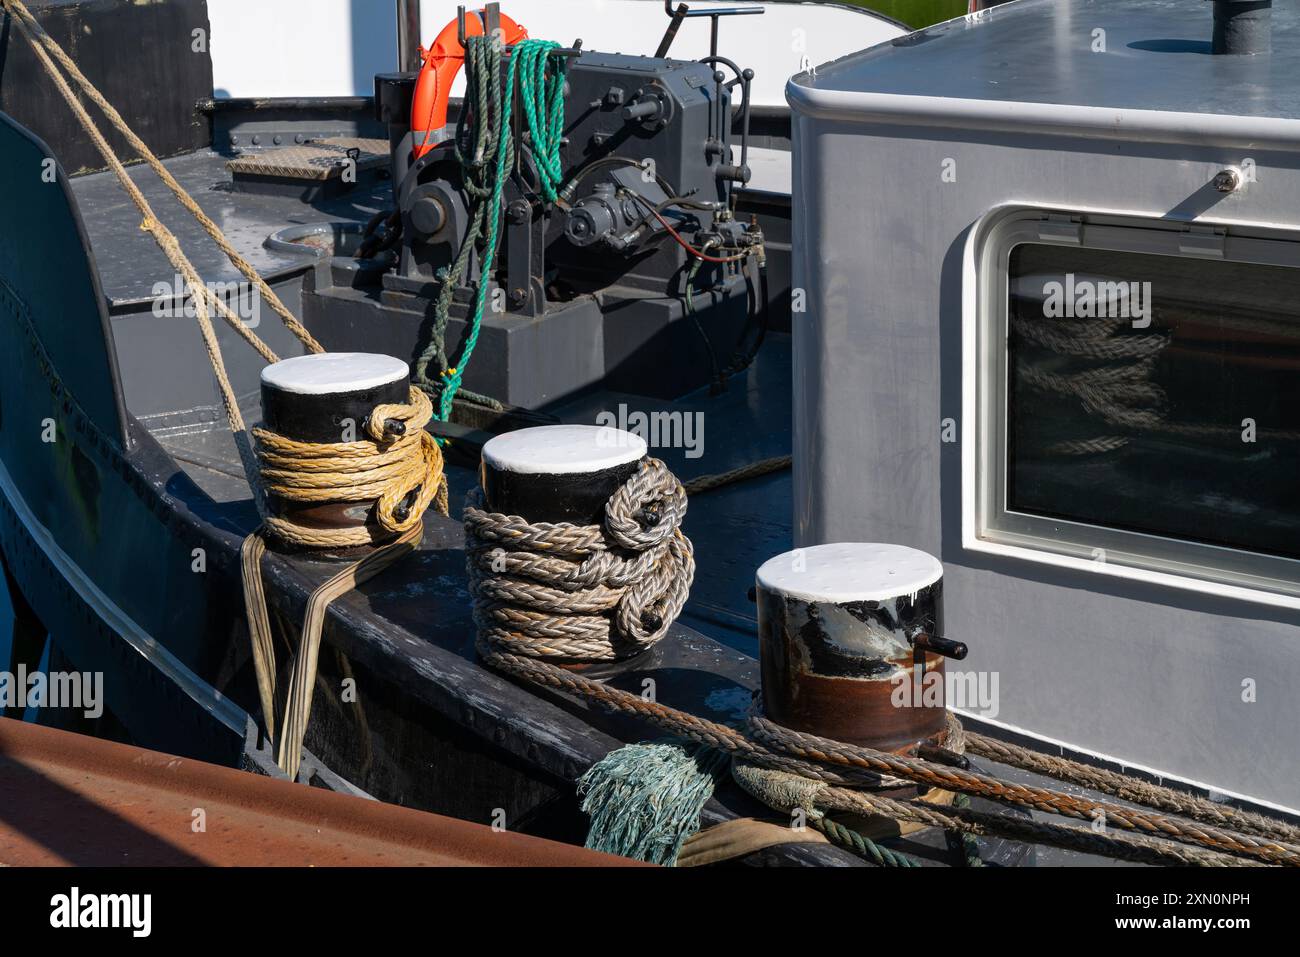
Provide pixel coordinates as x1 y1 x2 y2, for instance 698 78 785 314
67 144 796 661
45 144 1163 867
71 148 389 307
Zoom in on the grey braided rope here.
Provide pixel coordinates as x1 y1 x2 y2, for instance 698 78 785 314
746 713 1300 866
465 457 695 661
477 643 1290 865
963 731 1300 847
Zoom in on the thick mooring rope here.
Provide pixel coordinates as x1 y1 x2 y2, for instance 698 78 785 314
962 730 1300 847
681 455 792 496
254 387 449 549
744 713 1300 866
2 0 324 363
464 458 695 661
776 764 1253 868
475 636 1298 865
6 0 262 486
741 721 1250 868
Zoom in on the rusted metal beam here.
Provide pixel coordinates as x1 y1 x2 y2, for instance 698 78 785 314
0 718 642 866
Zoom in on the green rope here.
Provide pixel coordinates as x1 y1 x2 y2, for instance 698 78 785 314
578 741 923 868
812 815 920 868
515 40 566 202
412 36 567 423
578 741 729 866
948 792 985 867
412 35 494 409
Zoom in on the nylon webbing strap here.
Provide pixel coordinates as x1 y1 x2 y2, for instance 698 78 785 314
242 522 423 780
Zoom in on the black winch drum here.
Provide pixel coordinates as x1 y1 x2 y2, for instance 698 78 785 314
755 542 949 751
479 424 648 525
259 352 411 545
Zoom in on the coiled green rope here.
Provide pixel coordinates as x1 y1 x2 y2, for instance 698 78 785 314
515 39 566 202
412 36 568 424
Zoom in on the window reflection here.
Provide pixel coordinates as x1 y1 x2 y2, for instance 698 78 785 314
1007 244 1300 561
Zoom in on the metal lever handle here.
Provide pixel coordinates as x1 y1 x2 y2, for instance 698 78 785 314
657 1 764 60
912 633 969 661
662 0 765 16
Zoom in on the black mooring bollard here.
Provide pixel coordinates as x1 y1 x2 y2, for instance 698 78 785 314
259 352 411 546
755 542 952 753
479 424 648 525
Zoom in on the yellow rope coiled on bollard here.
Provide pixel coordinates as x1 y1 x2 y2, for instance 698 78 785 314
253 387 450 548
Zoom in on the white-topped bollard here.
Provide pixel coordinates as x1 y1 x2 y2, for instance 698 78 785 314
468 424 696 667
755 543 965 752
480 424 648 524
259 352 412 546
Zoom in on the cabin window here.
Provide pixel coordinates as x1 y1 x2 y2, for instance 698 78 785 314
976 216 1300 600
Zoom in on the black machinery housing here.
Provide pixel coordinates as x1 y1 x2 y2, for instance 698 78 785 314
353 36 762 408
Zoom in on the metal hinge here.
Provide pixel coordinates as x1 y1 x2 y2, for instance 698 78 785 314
1037 215 1082 244
1178 224 1226 257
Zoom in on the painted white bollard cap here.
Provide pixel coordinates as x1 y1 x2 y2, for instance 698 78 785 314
259 352 411 444
757 542 945 663
482 424 647 475
756 542 943 605
480 424 648 524
260 352 409 395
756 542 949 749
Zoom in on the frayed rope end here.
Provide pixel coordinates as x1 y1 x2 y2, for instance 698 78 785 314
577 740 730 866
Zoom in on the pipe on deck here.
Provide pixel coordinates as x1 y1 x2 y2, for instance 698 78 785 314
1212 0 1272 55
397 0 423 73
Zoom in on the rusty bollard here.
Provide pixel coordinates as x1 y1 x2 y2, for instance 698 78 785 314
756 542 962 754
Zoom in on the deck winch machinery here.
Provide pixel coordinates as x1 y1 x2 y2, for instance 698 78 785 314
376 3 763 313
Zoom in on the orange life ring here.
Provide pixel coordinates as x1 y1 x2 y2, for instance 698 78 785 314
410 10 528 159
